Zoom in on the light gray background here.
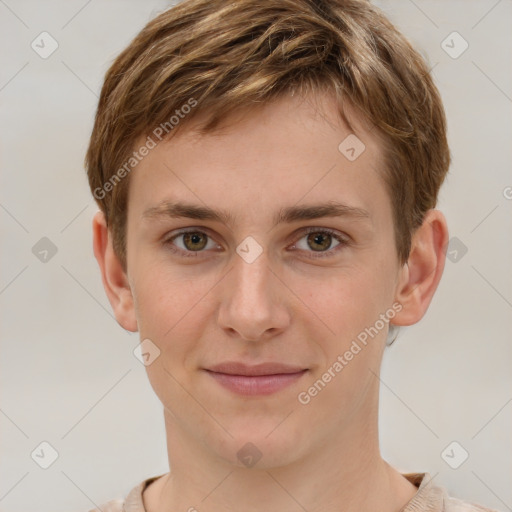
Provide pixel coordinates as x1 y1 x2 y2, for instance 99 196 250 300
1 1 511 511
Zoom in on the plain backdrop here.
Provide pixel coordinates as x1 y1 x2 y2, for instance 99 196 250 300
1 1 511 511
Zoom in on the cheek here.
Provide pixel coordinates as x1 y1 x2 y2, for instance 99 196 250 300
131 259 218 344
294 270 391 406
132 270 216 398
293 268 385 332
291 264 396 382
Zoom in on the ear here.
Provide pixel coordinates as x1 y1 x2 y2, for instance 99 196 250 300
392 209 449 326
92 211 138 332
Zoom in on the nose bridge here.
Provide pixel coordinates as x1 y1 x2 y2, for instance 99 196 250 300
232 250 272 304
218 247 288 340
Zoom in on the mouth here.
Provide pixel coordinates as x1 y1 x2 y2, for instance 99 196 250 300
203 362 308 396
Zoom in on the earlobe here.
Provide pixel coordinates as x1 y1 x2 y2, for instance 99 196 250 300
92 211 138 332
391 209 449 326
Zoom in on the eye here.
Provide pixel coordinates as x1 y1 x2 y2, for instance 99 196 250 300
163 227 349 259
290 228 349 258
164 229 220 257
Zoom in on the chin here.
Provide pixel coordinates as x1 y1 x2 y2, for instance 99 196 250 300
211 421 307 470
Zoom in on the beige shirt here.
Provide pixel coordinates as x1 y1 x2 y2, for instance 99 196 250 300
89 472 499 512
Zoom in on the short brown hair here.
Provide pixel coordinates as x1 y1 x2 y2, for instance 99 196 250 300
85 0 450 269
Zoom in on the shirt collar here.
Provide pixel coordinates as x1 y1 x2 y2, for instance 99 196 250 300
123 471 444 512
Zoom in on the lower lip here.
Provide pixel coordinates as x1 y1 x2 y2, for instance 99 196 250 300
205 370 308 396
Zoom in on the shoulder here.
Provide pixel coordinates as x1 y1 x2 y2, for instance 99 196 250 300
87 498 124 512
444 495 501 512
84 473 165 512
401 472 500 512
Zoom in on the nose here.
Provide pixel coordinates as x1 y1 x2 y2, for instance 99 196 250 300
217 250 290 342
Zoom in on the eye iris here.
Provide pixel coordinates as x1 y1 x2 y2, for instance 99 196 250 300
183 232 207 251
307 232 331 251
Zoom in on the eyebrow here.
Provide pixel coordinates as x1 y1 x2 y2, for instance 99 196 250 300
142 200 370 227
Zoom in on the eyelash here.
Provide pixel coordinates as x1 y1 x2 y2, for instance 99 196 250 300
163 227 350 260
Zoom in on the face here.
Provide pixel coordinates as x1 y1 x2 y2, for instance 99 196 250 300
122 91 405 468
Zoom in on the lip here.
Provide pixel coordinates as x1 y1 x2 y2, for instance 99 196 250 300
207 362 306 376
204 362 308 396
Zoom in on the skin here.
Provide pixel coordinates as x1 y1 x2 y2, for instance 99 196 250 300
93 90 448 512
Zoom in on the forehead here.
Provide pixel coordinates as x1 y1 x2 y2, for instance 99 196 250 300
127 91 390 227
161 90 381 161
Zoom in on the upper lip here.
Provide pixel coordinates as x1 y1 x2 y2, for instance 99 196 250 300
205 362 307 376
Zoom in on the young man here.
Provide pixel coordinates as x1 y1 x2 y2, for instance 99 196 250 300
85 0 498 511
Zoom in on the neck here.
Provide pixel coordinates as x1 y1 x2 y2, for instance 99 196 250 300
143 404 418 512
